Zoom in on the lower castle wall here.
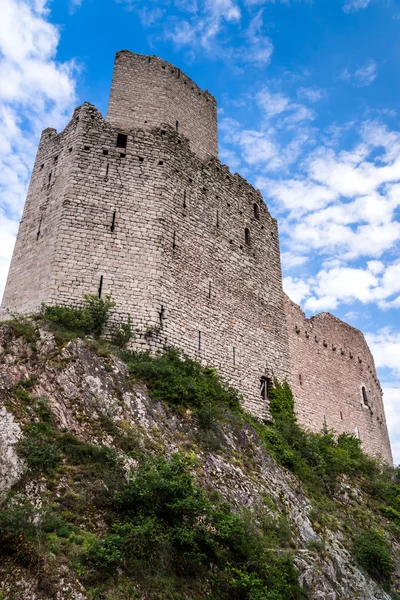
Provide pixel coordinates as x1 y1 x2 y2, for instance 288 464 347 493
284 295 392 463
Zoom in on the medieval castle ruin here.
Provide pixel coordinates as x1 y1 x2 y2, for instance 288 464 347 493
0 50 392 463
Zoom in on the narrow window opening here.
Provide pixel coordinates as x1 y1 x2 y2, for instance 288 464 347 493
139 156 144 162
260 377 273 401
36 216 43 241
176 120 179 131
116 133 128 149
48 172 52 185
103 149 109 155
147 57 151 64
208 281 212 299
40 164 44 170
69 148 72 153
183 189 187 209
233 347 236 365
245 227 251 246
172 231 176 250
119 153 126 158
98 275 103 298
105 163 109 179
361 386 369 408
159 160 164 165
54 155 58 162
159 305 165 328
340 411 343 420
253 203 260 220
216 210 219 228
110 211 116 232
177 68 181 78
198 331 201 352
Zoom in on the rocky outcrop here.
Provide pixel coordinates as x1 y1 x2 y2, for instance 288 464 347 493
0 324 397 600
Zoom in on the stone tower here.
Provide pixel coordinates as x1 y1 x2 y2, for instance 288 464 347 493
1 50 392 463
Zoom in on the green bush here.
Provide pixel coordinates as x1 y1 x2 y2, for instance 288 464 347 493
121 348 242 413
111 314 133 347
17 422 61 473
353 530 394 584
86 454 305 599
42 294 115 337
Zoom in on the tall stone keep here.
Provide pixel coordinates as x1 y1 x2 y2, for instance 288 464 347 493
0 50 392 463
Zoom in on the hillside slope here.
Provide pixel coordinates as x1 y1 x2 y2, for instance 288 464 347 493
0 320 399 600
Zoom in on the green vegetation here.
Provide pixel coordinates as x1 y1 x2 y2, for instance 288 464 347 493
1 319 400 598
85 453 305 599
353 530 394 585
41 294 115 337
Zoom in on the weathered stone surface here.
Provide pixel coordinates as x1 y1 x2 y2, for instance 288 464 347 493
0 50 391 462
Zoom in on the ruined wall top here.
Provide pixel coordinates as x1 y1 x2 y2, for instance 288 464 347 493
106 51 218 162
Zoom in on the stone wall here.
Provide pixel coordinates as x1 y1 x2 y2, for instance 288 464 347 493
284 295 392 463
107 51 218 162
1 101 289 417
1 51 392 460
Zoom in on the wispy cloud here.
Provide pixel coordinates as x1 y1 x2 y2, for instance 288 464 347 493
297 87 326 103
341 59 378 87
343 0 371 13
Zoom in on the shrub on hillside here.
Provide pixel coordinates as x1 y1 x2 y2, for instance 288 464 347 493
42 294 115 336
353 530 394 584
85 453 306 599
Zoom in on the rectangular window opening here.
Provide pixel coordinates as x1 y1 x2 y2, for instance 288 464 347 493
260 376 273 401
98 275 103 298
208 281 212 299
172 231 176 250
105 163 109 179
198 331 201 352
103 149 109 155
110 211 116 232
48 172 52 185
176 120 179 131
116 133 128 149
233 347 236 365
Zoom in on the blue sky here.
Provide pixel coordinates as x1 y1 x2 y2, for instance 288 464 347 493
1 0 400 460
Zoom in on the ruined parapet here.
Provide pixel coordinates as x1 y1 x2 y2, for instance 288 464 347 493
106 51 218 162
284 294 392 463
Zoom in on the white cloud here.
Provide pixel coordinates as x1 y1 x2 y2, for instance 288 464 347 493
243 10 274 66
354 59 378 87
283 276 311 304
341 59 378 87
281 252 309 269
343 0 371 12
366 329 400 376
297 87 326 103
0 0 78 303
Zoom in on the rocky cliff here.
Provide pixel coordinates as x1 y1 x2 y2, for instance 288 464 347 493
0 321 399 600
